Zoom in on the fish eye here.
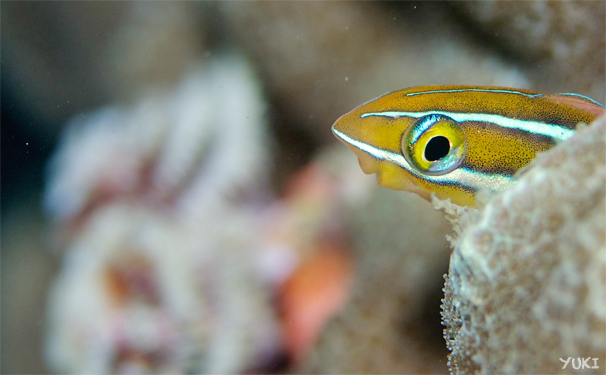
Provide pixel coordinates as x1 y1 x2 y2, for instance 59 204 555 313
401 114 467 175
424 135 450 161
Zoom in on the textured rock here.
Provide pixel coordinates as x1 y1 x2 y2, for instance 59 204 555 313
441 115 606 374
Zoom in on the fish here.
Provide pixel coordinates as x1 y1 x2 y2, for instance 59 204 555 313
332 85 605 207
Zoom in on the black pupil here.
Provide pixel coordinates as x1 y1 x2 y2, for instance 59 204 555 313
425 136 450 161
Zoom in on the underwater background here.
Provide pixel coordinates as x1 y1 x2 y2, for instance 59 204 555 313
2 2 604 373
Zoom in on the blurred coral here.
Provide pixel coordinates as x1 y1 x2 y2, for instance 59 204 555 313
299 165 453 374
46 203 282 373
45 53 270 233
43 52 361 373
266 162 356 362
441 115 606 374
43 53 283 373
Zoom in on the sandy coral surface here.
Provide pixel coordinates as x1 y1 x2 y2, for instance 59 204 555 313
441 115 606 374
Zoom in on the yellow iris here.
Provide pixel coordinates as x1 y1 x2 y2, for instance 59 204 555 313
402 115 467 175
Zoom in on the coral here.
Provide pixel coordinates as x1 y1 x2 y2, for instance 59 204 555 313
441 115 606 374
43 52 359 373
45 203 281 374
44 52 269 227
43 53 283 374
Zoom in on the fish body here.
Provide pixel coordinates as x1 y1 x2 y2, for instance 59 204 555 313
332 85 605 207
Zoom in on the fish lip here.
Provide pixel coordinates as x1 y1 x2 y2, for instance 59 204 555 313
330 119 351 147
332 117 429 198
331 112 350 138
332 125 379 175
331 121 341 139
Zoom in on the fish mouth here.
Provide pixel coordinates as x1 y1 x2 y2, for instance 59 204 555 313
332 121 432 200
331 124 380 175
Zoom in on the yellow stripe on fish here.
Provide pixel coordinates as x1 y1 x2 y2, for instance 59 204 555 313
332 85 605 207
